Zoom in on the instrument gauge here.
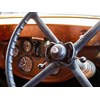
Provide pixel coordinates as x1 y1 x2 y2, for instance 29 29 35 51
18 55 33 73
23 40 32 52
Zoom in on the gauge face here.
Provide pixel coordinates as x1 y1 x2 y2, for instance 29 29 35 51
23 40 32 52
18 55 33 73
13 46 19 57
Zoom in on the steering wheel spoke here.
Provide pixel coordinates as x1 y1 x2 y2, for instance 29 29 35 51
70 60 93 87
23 62 60 87
74 21 100 54
30 12 60 43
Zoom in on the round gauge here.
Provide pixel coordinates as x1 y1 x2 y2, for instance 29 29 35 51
13 46 19 57
18 55 33 73
23 40 32 52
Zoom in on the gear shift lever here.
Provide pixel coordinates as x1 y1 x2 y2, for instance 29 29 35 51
76 59 96 78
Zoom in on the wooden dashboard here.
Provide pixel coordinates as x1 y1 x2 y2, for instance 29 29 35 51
0 24 100 83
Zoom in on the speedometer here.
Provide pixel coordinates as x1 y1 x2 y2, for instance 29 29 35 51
18 55 33 73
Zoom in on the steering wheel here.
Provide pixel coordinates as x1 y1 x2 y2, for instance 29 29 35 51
5 12 100 87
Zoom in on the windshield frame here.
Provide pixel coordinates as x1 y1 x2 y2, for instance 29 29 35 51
0 12 100 19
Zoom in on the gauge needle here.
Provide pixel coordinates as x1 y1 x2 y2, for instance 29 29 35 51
23 57 26 64
19 63 26 68
22 63 26 67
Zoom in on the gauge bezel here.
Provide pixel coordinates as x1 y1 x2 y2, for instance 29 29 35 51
22 39 33 53
18 54 34 73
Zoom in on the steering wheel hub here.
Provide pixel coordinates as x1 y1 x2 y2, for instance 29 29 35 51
50 44 67 60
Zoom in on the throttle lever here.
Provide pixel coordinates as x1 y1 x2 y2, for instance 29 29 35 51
38 61 47 69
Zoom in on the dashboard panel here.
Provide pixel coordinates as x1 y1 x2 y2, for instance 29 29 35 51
0 24 100 83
